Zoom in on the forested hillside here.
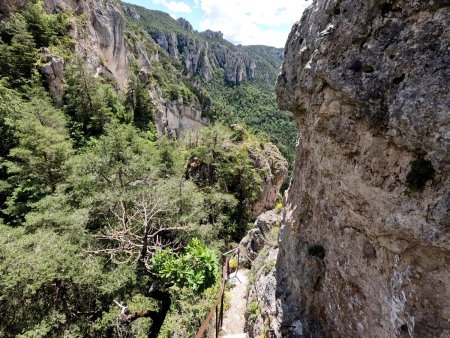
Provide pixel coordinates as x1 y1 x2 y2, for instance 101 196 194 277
0 1 288 337
122 2 297 164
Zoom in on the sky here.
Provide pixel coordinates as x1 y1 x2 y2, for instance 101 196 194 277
126 0 312 48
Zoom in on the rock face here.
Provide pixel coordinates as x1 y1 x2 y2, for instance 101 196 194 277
43 0 130 88
177 17 193 32
155 100 209 139
0 0 27 19
239 209 281 265
41 0 209 137
201 29 223 40
148 28 257 84
272 1 450 337
39 53 65 106
250 144 288 216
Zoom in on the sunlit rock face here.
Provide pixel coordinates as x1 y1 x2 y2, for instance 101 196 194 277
274 0 450 337
149 28 257 85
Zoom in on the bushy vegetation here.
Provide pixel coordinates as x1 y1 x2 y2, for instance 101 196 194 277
202 70 297 166
0 3 282 337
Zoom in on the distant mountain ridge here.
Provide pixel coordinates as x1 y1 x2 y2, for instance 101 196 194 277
121 2 284 86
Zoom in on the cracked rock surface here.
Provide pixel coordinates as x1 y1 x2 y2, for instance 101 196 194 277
271 0 450 337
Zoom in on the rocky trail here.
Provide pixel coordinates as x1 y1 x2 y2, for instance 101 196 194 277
221 269 250 338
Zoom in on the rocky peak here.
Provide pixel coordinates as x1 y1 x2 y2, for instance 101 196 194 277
121 4 261 85
201 29 223 40
149 28 257 84
122 3 140 20
264 1 450 337
177 17 193 32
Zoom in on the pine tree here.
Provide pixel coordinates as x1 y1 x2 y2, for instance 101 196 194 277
64 60 123 144
3 91 73 222
0 13 38 88
125 73 155 131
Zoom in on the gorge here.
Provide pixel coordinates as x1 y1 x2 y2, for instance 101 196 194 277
0 0 449 337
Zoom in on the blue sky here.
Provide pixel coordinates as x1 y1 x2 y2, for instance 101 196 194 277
126 0 312 48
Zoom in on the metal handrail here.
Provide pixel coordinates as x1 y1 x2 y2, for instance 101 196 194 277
195 248 240 338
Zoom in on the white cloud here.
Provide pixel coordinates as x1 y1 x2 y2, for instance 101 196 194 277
154 0 192 13
197 0 312 47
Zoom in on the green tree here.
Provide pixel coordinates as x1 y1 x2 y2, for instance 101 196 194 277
0 13 38 88
187 124 266 241
2 91 73 223
64 60 125 144
125 73 155 131
0 223 134 337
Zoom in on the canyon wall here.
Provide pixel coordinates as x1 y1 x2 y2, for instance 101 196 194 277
272 0 449 337
41 0 209 137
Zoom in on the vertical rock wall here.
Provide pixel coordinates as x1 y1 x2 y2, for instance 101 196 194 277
274 0 450 337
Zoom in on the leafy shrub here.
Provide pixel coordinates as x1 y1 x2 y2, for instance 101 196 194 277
246 301 260 322
151 239 219 293
229 257 238 271
275 203 283 213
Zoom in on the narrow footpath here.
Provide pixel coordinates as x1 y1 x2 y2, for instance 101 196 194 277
220 268 249 338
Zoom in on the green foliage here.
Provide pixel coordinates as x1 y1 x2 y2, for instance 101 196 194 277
125 5 197 38
64 61 125 144
406 154 435 193
229 257 239 271
246 301 261 322
159 282 220 337
188 124 267 241
204 71 297 166
0 87 73 223
151 239 219 293
0 224 135 337
125 72 155 131
21 1 70 48
150 56 196 102
0 3 289 337
0 1 71 89
275 203 283 213
0 13 38 88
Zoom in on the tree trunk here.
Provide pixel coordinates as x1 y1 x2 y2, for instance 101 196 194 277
146 286 171 338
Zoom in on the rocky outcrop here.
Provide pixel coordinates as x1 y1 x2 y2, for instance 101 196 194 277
177 17 193 32
250 144 288 216
122 3 140 20
155 99 209 139
239 209 281 266
271 1 450 337
43 0 130 88
201 29 223 40
39 52 64 105
148 29 258 84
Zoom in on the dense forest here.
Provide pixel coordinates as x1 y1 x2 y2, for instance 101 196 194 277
0 2 289 337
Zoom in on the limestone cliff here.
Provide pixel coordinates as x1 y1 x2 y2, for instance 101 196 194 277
250 0 450 337
146 26 257 85
36 0 208 137
121 2 276 85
